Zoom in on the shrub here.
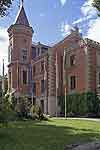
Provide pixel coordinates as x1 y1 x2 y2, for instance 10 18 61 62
30 105 48 121
0 94 16 125
59 91 100 117
15 96 31 118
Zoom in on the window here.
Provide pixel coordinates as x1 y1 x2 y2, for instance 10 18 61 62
41 61 44 72
8 46 12 63
32 47 36 59
41 47 48 53
22 49 27 61
23 70 27 84
33 66 36 75
70 55 75 66
41 80 45 94
37 48 40 56
70 76 76 90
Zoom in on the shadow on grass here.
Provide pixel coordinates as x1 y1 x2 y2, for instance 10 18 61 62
0 121 100 150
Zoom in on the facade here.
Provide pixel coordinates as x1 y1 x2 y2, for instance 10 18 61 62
7 4 100 116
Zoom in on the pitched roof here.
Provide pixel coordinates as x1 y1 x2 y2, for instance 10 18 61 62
15 5 29 26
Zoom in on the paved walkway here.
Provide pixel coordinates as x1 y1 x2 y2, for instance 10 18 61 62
53 117 100 122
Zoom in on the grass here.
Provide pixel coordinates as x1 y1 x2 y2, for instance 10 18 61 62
0 118 100 150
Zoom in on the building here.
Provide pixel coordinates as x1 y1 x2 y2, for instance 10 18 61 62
7 3 100 116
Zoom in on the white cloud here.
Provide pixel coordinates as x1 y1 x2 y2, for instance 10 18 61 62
73 0 97 25
60 0 66 7
0 27 8 75
61 0 100 42
86 18 100 42
73 15 92 25
82 0 100 42
61 22 72 36
81 0 97 17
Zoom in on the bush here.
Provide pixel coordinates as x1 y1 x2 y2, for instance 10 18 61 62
30 105 48 121
59 91 100 117
0 94 16 125
14 96 31 118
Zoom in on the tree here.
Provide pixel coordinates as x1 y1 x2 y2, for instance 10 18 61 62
15 96 31 118
0 93 15 125
93 0 100 16
0 0 13 17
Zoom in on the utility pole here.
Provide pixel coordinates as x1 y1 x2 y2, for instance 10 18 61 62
2 59 5 94
56 52 58 117
31 81 34 106
63 50 67 119
65 87 67 119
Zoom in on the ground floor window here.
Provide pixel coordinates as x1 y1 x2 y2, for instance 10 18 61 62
70 76 76 90
23 70 27 85
41 80 45 94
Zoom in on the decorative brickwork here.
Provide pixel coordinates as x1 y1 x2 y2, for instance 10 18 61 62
7 5 100 116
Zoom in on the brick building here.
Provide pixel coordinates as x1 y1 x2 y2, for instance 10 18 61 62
7 4 100 116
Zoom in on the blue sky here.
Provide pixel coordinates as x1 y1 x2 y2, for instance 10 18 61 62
0 0 85 44
0 0 100 74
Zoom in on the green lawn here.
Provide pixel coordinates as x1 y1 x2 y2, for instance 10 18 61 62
0 119 100 150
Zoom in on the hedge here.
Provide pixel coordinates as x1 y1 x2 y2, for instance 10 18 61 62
58 91 100 117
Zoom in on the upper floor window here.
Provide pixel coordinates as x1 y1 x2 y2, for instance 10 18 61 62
41 47 48 54
22 49 27 61
32 47 36 59
8 46 12 63
41 61 44 72
23 70 27 85
70 76 76 90
70 55 75 66
37 48 40 56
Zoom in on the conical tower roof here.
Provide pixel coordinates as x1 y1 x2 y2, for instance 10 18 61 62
15 5 29 26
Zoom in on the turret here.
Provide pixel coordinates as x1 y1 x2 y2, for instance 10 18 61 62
7 1 33 95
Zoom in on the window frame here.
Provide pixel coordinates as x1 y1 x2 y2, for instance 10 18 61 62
22 69 28 85
21 48 28 62
41 79 45 94
70 54 76 67
70 75 76 90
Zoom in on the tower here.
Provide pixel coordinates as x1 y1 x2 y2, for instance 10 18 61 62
7 2 33 97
